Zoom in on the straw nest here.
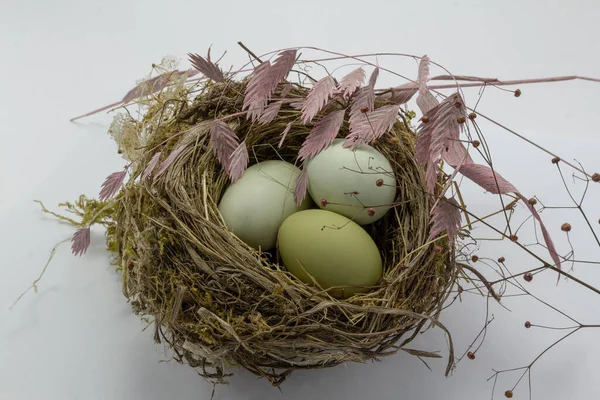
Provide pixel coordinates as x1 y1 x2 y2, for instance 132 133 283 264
107 79 456 385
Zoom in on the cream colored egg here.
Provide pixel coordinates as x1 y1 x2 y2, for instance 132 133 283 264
218 160 312 251
278 209 383 299
306 139 397 225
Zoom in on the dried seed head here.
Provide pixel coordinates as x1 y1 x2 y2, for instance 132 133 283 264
433 245 443 253
320 198 328 207
360 106 368 113
390 136 399 143
524 272 533 282
468 112 477 120
372 139 379 146
421 115 430 123
472 140 481 148
592 173 600 182
561 223 572 232
498 256 506 263
528 197 537 205
367 208 377 217
505 390 514 398
467 352 475 360
376 178 384 187
509 234 518 242
514 89 521 97
457 116 466 124
524 321 532 329
552 156 561 164
471 255 479 262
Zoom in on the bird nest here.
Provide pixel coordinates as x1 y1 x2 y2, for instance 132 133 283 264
98 76 456 384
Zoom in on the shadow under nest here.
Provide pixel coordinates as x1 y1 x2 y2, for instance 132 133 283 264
107 80 457 386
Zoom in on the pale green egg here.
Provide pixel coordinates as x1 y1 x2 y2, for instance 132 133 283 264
277 209 383 299
306 139 397 225
218 160 312 251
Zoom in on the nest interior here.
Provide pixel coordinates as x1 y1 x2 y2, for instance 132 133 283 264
108 80 456 385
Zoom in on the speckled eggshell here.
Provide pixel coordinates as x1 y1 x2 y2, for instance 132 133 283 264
306 139 397 225
218 160 312 251
277 209 383 299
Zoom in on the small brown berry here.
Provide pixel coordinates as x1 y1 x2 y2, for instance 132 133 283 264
372 139 379 146
505 390 514 398
457 116 466 124
376 179 384 187
471 255 479 262
528 197 537 205
421 115 430 123
467 351 475 360
469 112 477 120
514 89 521 97
592 173 600 183
561 223 572 232
524 272 533 282
433 245 443 253
509 234 518 242
552 156 560 164
472 140 480 148
524 321 532 329
320 198 328 207
367 208 377 217
498 256 506 263
360 106 368 113
390 136 399 143
454 101 462 108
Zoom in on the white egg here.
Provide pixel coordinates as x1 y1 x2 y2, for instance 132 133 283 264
218 160 312 251
306 139 397 225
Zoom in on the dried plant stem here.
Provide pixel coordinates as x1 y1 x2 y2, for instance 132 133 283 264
9 238 70 310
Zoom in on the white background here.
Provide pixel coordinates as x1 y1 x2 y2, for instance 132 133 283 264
1 0 600 399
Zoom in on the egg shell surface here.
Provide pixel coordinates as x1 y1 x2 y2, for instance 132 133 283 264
277 209 383 299
218 160 312 251
306 139 397 225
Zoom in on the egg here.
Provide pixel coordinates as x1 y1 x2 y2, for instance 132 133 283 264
218 160 312 251
306 139 397 225
277 209 383 299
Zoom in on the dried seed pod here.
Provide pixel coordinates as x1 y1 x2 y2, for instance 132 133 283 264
498 256 506 263
469 112 477 120
514 89 521 97
467 352 475 360
525 321 532 328
472 140 481 148
561 223 572 232
505 390 514 398
552 156 561 164
524 272 533 282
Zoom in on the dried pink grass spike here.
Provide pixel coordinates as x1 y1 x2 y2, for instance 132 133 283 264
337 67 365 99
416 92 466 193
344 105 399 148
278 122 293 149
71 227 91 257
298 109 346 161
428 197 462 242
301 75 335 123
294 167 309 207
99 170 127 201
455 163 517 194
142 152 162 180
209 120 239 171
154 144 189 178
227 141 249 182
258 101 283 124
188 50 225 82
243 50 297 122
